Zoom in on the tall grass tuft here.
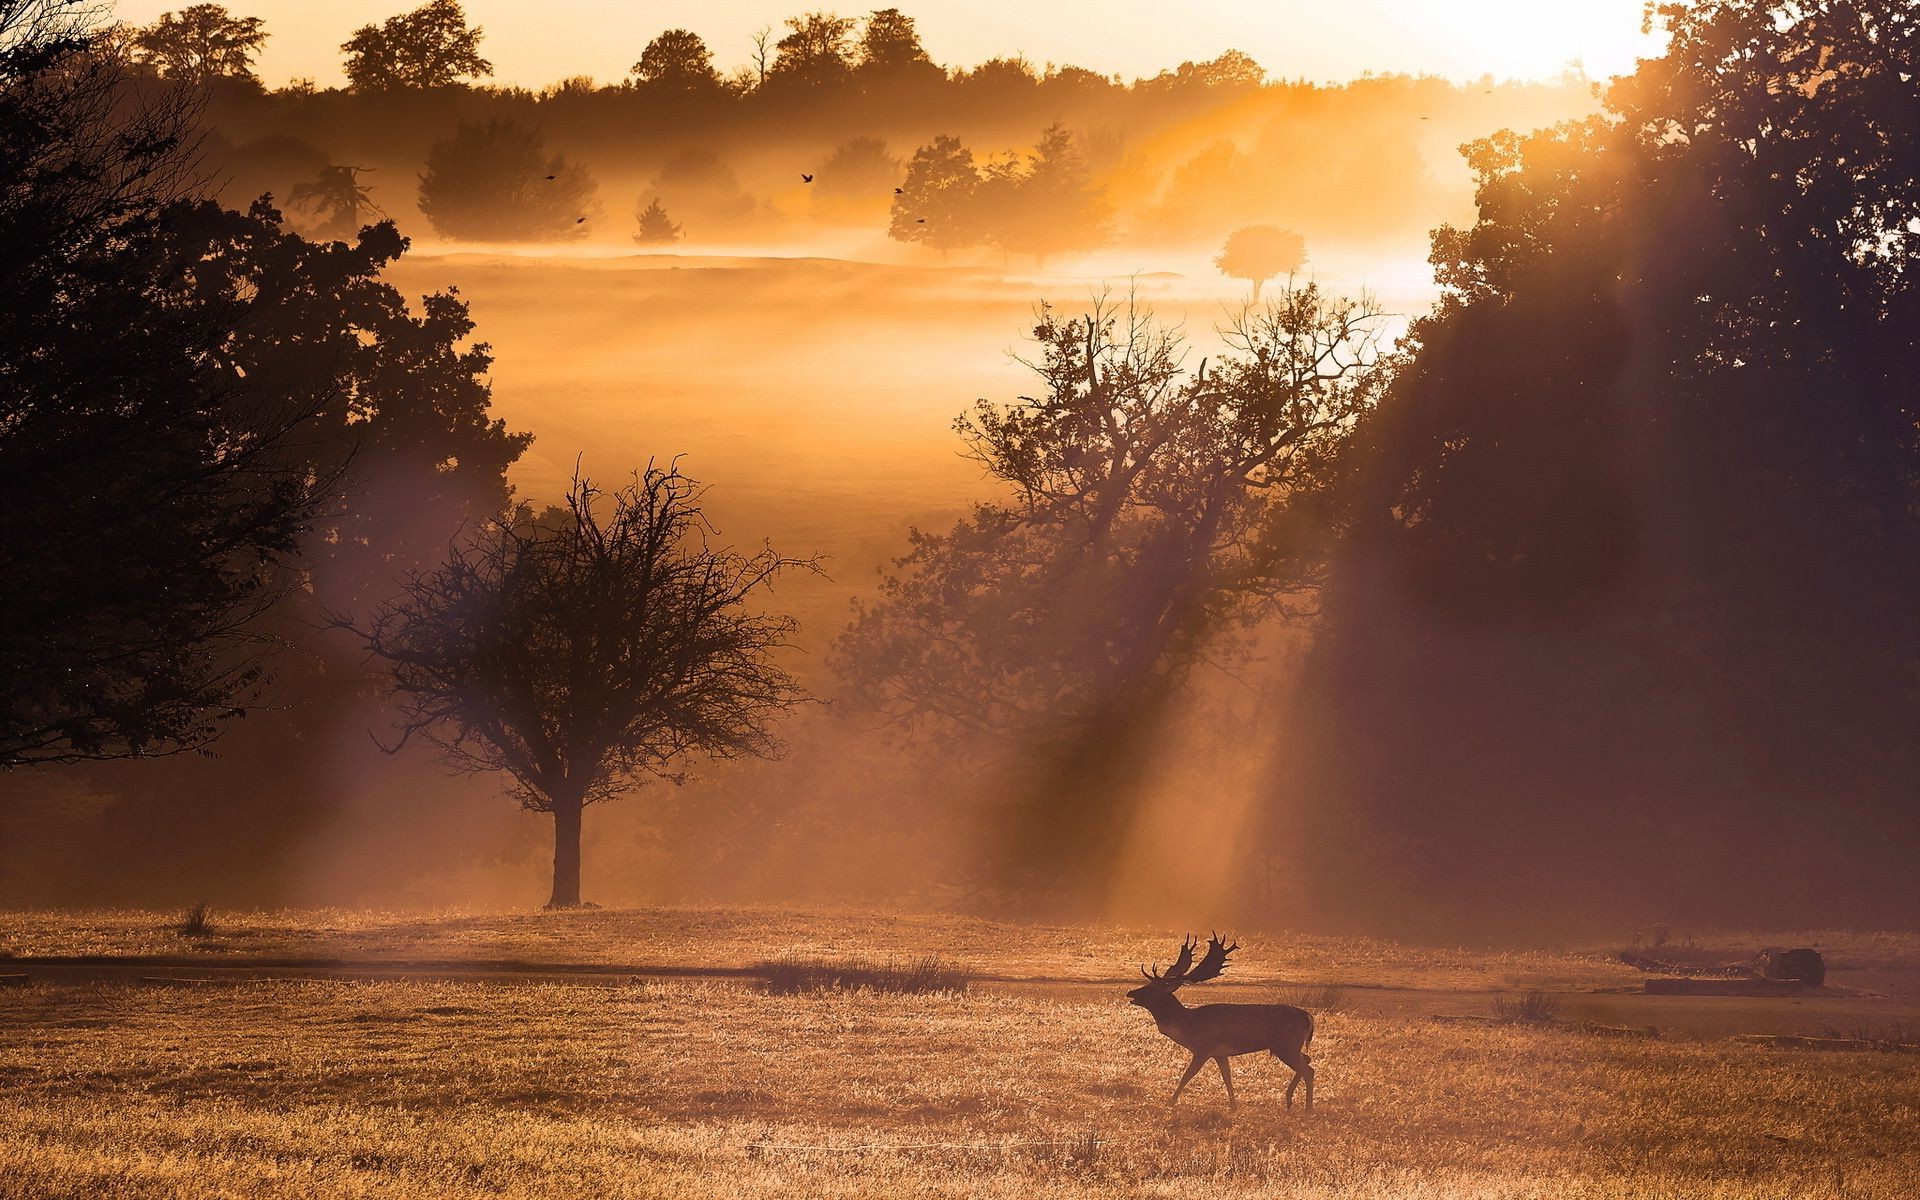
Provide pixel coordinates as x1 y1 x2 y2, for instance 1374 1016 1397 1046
1492 990 1560 1024
1282 985 1348 1012
177 902 213 938
756 954 971 995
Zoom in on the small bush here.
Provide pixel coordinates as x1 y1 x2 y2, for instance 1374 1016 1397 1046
756 954 971 995
177 903 212 937
1492 990 1560 1023
1282 985 1347 1012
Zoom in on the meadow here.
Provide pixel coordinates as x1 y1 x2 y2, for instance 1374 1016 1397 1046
2 908 1917 1199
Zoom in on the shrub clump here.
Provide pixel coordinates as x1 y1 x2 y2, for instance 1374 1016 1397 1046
756 954 971 995
1492 990 1560 1024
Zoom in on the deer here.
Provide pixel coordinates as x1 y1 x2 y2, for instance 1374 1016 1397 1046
1127 933 1315 1110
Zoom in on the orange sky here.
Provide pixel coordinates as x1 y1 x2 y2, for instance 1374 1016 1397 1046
110 1 1663 90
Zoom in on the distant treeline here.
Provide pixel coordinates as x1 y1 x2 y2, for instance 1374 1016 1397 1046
123 2 1599 251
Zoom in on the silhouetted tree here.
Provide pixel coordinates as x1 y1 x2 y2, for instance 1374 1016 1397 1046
630 28 721 94
766 12 856 92
131 3 267 86
746 24 774 89
348 467 814 908
835 290 1388 888
1136 49 1265 96
982 123 1111 266
633 196 680 243
1214 225 1305 300
418 118 597 241
0 1 342 764
1144 140 1255 242
288 163 382 240
342 0 490 92
889 133 979 258
646 147 756 235
855 7 939 86
811 134 899 221
1294 0 1920 933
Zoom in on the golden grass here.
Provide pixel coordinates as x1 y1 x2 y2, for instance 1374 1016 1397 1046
2 975 1915 1199
0 905 1667 990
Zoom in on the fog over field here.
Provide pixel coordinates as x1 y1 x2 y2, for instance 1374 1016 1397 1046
5 0 1915 944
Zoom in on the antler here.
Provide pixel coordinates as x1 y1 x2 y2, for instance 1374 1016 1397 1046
1140 934 1200 985
1185 933 1239 985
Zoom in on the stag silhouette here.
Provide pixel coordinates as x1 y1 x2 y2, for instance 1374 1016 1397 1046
1127 934 1315 1110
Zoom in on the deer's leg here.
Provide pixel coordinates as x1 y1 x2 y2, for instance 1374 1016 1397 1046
1169 1051 1206 1108
1215 1056 1237 1109
1275 1048 1314 1111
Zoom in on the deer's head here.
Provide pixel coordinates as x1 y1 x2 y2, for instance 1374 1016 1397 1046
1127 933 1237 1007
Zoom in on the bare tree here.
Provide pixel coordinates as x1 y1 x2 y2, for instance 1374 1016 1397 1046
747 25 773 89
343 466 815 908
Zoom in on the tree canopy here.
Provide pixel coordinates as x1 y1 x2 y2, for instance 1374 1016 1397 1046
418 118 598 241
131 4 267 86
1215 225 1306 300
1293 0 1920 933
342 0 491 91
630 28 721 93
349 467 813 907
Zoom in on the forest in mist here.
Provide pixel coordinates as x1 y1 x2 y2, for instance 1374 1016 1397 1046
2 0 1915 938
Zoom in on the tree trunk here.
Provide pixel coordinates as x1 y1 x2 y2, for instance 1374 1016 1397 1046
1251 277 1264 304
547 797 584 909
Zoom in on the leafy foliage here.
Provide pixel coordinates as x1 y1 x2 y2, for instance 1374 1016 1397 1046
1215 225 1306 300
0 5 330 764
131 3 266 85
417 118 597 242
889 133 979 253
341 0 490 92
633 196 680 244
630 28 721 94
836 289 1389 746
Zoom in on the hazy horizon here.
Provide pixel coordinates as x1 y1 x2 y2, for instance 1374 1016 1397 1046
110 0 1664 91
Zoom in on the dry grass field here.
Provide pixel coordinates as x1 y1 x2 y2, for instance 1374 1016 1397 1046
2 909 1918 1198
0 906 1666 990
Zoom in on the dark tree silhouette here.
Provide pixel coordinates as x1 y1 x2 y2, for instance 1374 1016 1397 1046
418 118 597 241
1214 225 1306 300
347 467 814 908
0 4 333 764
981 123 1111 266
342 0 490 92
766 12 856 92
855 7 940 86
889 133 979 257
633 196 681 243
630 28 721 93
131 4 267 86
646 147 757 235
1136 49 1265 96
810 135 899 221
1293 0 1920 933
834 290 1387 891
288 164 383 240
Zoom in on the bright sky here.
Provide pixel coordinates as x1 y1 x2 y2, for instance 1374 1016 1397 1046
110 1 1664 90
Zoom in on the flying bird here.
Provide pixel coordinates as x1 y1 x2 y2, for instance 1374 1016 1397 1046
801 173 814 183
575 217 586 223
915 218 925 223
894 187 903 194
545 174 557 180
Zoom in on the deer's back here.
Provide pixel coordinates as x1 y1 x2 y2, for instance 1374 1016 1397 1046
1173 1001 1313 1058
